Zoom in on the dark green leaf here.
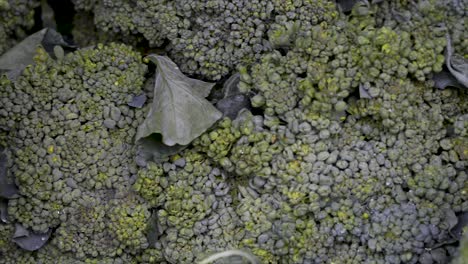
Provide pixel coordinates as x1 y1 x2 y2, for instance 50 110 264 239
128 94 147 108
359 84 373 99
146 211 163 247
450 211 468 240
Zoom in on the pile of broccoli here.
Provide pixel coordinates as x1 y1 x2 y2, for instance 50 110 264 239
0 0 467 263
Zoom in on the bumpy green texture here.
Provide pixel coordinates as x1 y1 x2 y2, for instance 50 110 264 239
71 0 338 80
1 0 468 263
0 43 150 262
72 11 143 48
0 0 40 55
70 0 466 81
228 4 466 263
135 149 242 263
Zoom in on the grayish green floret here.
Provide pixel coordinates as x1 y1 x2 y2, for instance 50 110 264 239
71 0 338 80
0 0 40 55
1 42 150 262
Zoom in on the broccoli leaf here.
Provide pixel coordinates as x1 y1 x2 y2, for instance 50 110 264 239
128 94 147 108
0 199 7 223
12 224 51 251
136 134 187 165
199 250 260 264
0 147 18 199
222 73 241 97
432 70 463 89
216 94 250 120
450 211 468 240
336 0 360 13
216 73 250 119
446 34 468 88
145 211 163 247
0 28 48 72
41 0 57 30
136 55 222 146
359 83 373 99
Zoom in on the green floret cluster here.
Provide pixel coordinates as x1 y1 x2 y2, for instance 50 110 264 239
348 1 447 83
0 43 152 262
241 17 357 122
1 42 147 232
108 198 151 253
134 148 242 263
1 0 467 263
69 0 466 82
194 112 283 178
193 117 242 162
71 11 142 49
133 162 165 207
0 0 39 55
71 0 338 80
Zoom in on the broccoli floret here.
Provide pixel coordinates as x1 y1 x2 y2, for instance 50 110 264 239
72 11 141 48
108 197 151 253
70 0 339 80
0 222 15 255
0 0 40 55
1 42 149 260
193 117 242 162
133 162 166 207
136 148 241 263
69 0 465 83
347 1 447 83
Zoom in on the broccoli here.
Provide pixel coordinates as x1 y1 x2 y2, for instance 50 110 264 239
0 0 40 55
1 0 467 263
71 11 142 48
71 0 338 80
70 0 466 82
1 42 150 262
134 148 241 263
